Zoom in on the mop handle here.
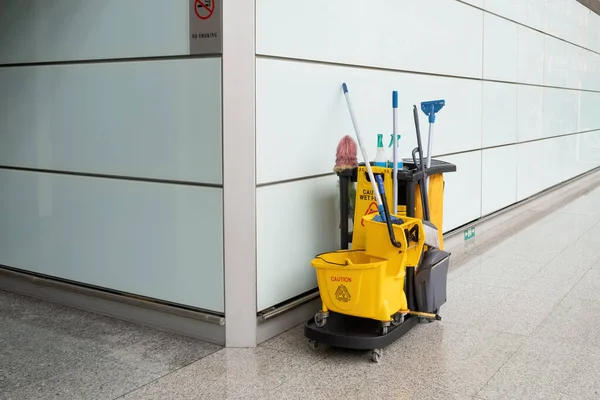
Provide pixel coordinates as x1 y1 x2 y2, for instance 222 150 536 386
420 100 445 192
392 91 399 214
425 121 434 191
342 83 384 208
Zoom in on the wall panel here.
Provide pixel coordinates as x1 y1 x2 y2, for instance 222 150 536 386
0 170 224 312
256 58 483 184
481 82 518 147
517 85 544 142
0 0 189 65
256 0 484 79
517 25 545 86
0 58 222 184
437 151 483 231
256 176 338 311
481 146 518 216
483 13 518 82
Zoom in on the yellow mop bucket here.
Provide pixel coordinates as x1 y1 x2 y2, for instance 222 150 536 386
362 213 425 267
311 249 408 323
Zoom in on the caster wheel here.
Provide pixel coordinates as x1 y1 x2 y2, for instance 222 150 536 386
371 349 382 363
391 313 404 326
308 340 318 351
314 312 327 328
381 325 389 335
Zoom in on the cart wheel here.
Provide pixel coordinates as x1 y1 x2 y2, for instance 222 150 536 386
308 339 318 351
391 313 404 326
314 312 327 328
381 325 389 335
371 349 382 363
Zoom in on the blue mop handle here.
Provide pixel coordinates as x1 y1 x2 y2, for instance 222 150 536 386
375 175 386 219
392 91 399 214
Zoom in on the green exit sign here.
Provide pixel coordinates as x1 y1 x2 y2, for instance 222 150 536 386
464 226 476 241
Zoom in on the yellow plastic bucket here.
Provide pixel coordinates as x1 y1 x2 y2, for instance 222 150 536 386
311 250 408 322
362 213 425 267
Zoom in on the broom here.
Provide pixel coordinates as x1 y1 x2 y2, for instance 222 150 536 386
412 105 440 249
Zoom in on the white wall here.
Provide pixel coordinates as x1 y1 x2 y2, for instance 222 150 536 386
0 1 224 312
255 0 600 310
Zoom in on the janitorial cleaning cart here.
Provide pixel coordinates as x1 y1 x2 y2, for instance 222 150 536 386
304 84 456 363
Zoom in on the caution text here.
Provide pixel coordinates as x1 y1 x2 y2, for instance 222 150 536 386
359 189 375 201
331 276 352 282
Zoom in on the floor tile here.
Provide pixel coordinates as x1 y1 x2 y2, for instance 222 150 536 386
0 320 100 392
270 377 473 400
4 359 160 400
390 323 524 396
346 386 473 400
259 323 336 360
559 345 600 399
557 394 595 400
478 213 600 263
566 224 600 265
120 347 318 400
279 322 524 397
439 281 513 326
477 337 588 400
0 290 221 377
567 270 600 302
519 240 599 298
454 256 544 289
478 289 561 336
553 238 600 274
532 296 600 348
98 325 221 375
447 254 489 281
553 188 600 216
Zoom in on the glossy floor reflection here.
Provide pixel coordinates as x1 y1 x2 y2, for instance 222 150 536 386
4 182 600 399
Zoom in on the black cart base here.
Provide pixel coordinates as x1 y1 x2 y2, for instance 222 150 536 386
303 311 422 363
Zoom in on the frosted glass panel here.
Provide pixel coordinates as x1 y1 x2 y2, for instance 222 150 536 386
0 0 189 64
0 58 222 184
0 169 224 312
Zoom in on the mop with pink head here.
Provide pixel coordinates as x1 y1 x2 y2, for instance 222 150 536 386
333 135 358 173
334 135 358 225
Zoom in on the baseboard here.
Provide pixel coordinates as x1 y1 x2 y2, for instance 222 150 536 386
256 296 320 344
0 268 226 345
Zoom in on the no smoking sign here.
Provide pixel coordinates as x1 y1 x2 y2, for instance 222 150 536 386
194 0 214 20
189 0 221 54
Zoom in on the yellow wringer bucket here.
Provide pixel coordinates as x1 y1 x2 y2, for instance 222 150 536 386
310 213 424 329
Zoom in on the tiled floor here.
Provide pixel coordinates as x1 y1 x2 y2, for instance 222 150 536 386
0 291 222 400
3 182 600 399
